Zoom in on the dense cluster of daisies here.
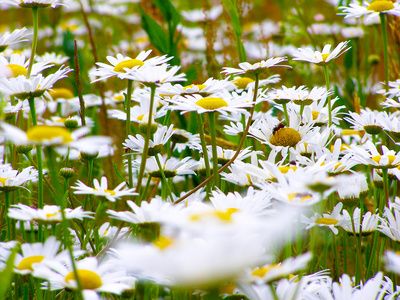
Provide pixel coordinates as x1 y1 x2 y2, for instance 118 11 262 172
2 0 400 299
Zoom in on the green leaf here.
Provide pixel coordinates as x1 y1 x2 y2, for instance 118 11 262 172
153 0 180 32
139 6 168 54
0 245 18 299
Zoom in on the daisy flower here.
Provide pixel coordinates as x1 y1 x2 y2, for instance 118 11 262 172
90 51 172 83
0 53 52 78
33 256 131 297
13 237 70 275
133 154 199 179
339 207 379 236
0 0 64 8
0 28 31 52
72 176 137 202
302 202 345 235
344 108 385 135
158 77 235 97
35 52 69 65
0 166 38 192
291 41 350 65
170 128 201 153
245 253 312 284
339 1 400 22
221 56 291 77
0 65 71 100
166 89 255 115
123 125 174 156
232 75 281 91
8 204 94 224
377 206 400 242
384 251 400 274
122 63 186 85
376 79 400 98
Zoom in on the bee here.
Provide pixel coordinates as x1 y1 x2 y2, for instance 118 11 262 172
272 122 285 135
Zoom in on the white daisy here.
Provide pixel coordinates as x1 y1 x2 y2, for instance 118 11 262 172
122 64 186 85
72 176 137 202
291 41 350 65
0 0 64 8
0 28 31 52
221 56 291 76
339 1 400 22
35 52 69 65
302 202 345 235
0 166 38 192
8 204 94 224
90 51 172 83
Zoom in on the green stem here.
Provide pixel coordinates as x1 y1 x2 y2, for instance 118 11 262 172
126 80 134 189
154 154 174 202
174 74 260 205
5 192 11 241
27 7 39 79
282 103 290 126
380 13 389 93
196 114 211 186
208 112 219 188
135 85 156 202
322 64 332 127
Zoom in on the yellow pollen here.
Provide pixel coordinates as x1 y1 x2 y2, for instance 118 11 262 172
321 54 330 62
65 269 103 290
17 255 45 271
288 193 312 202
367 0 394 12
372 155 396 165
61 23 79 31
135 37 148 43
46 213 59 219
0 177 10 186
183 84 206 91
137 114 144 121
251 264 278 278
55 118 67 123
315 218 339 225
26 125 73 144
49 88 74 100
6 64 27 78
278 166 297 173
270 127 301 148
114 95 124 102
113 59 144 73
195 97 228 110
312 111 319 120
154 236 174 250
233 77 254 89
246 174 253 185
92 188 116 195
190 208 240 223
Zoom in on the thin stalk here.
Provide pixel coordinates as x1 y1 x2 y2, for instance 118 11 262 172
282 103 290 126
174 74 260 205
27 7 39 79
196 114 211 188
135 85 156 201
380 13 389 92
208 112 219 188
154 154 174 202
322 64 332 127
74 40 86 126
5 192 11 241
125 80 134 188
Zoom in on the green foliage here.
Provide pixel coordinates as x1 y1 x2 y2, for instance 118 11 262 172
0 246 17 299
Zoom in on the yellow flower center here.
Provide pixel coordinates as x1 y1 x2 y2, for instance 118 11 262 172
114 95 125 102
314 217 339 225
46 213 59 219
190 208 240 223
288 193 312 202
0 177 10 186
372 155 396 166
26 125 73 144
6 64 27 78
65 269 103 290
49 88 74 100
251 264 279 277
113 59 144 73
153 236 174 250
270 128 301 148
195 97 228 110
321 54 330 62
312 111 319 120
93 188 116 195
17 255 45 271
278 166 297 173
183 84 206 91
367 0 394 12
233 77 254 89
